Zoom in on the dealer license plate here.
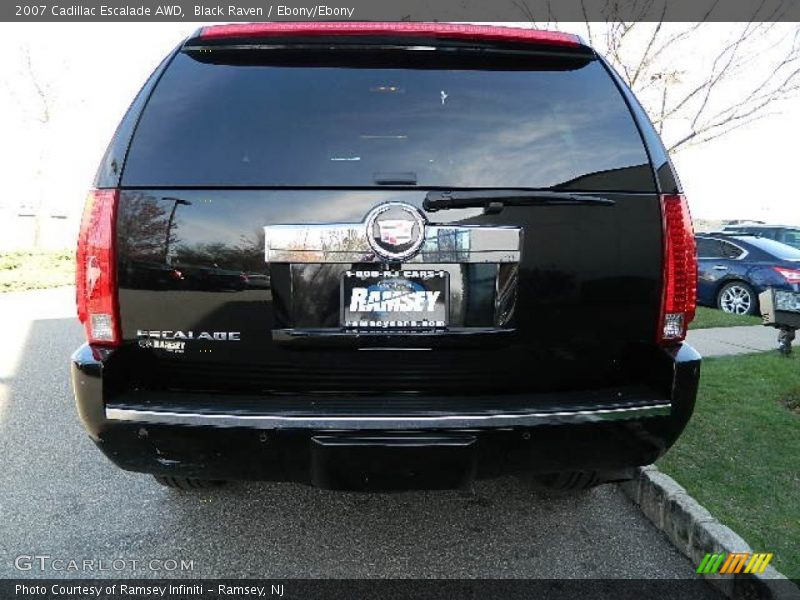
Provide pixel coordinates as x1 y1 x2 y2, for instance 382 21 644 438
341 269 449 330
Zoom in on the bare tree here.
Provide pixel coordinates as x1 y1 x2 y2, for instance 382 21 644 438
4 46 55 247
21 47 52 126
517 0 800 153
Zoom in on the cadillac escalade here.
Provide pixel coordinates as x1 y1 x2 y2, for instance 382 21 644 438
71 22 700 491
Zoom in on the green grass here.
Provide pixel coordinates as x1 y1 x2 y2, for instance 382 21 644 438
0 250 74 292
658 352 800 578
689 306 761 329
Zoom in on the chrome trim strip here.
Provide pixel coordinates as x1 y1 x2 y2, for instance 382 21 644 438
265 223 522 264
106 403 670 430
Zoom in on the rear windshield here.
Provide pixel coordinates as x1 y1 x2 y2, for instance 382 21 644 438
743 236 800 260
784 230 800 248
122 50 652 190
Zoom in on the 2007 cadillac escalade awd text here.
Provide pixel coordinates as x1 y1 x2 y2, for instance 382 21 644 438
71 22 700 491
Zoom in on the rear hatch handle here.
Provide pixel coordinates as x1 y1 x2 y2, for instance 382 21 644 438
423 190 615 213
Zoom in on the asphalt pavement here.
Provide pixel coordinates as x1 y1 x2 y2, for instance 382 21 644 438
0 288 719 590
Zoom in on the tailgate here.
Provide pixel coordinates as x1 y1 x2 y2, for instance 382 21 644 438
115 189 662 395
113 36 665 396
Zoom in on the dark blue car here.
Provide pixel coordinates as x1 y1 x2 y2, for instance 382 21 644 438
696 234 800 315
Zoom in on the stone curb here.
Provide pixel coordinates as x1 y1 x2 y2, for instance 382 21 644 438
619 466 800 599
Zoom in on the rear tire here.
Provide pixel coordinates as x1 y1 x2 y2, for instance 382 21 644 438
717 281 757 315
153 475 225 490
533 471 604 491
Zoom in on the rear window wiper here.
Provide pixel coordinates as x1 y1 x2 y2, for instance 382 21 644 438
423 190 615 213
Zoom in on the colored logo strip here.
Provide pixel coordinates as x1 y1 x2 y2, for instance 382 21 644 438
697 553 774 574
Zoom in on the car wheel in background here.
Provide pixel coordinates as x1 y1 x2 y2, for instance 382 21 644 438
717 281 757 315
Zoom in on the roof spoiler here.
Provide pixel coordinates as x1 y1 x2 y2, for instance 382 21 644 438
185 22 588 51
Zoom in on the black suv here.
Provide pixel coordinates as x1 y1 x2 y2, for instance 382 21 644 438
72 22 700 491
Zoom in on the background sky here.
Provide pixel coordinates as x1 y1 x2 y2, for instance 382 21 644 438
0 22 797 249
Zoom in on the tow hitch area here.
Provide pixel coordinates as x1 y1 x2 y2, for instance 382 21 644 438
310 434 477 491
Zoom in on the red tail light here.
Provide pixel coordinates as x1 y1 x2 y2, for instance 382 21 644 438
76 189 120 346
658 194 697 344
773 266 800 284
198 22 582 47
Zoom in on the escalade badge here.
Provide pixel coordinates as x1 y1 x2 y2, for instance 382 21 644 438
365 202 426 261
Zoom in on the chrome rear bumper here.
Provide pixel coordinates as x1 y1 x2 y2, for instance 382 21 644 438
105 402 671 430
